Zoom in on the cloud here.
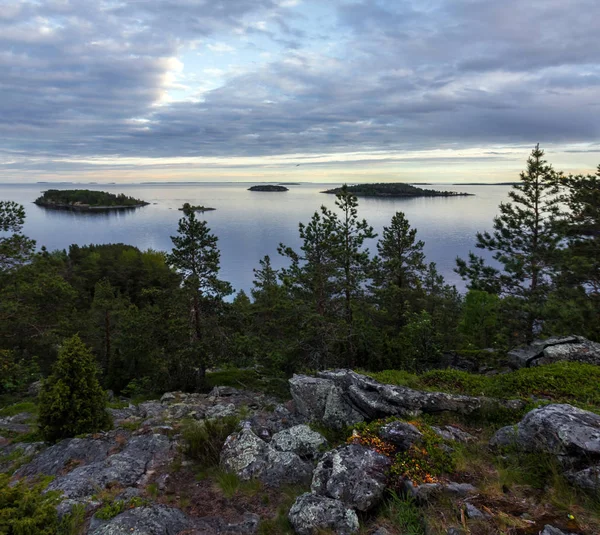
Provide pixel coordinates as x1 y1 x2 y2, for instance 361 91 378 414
0 0 599 179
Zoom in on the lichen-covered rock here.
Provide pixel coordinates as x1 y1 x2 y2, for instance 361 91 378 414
44 434 172 499
404 480 477 503
431 425 476 443
271 425 328 459
205 403 236 419
378 421 422 450
565 465 600 492
288 493 359 535
540 526 575 535
88 505 192 535
220 427 312 487
311 444 390 511
507 336 600 369
490 404 600 464
137 402 165 419
289 375 364 429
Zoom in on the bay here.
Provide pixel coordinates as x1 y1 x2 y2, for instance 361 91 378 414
0 182 509 293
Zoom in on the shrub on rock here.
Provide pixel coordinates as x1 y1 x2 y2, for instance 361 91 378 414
38 335 112 442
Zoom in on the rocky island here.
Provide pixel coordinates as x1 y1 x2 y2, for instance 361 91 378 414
178 203 216 212
322 183 473 197
34 189 149 211
248 185 289 192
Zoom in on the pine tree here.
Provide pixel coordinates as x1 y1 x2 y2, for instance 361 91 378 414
0 201 35 274
167 209 232 385
38 335 111 442
456 145 563 340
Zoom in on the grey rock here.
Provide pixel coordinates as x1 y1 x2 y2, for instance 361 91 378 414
89 505 192 535
507 336 600 369
271 425 328 459
0 412 34 433
371 529 390 535
447 529 466 535
45 434 172 499
289 375 363 429
192 512 260 534
490 404 600 464
378 421 422 450
208 386 241 398
137 402 165 419
311 444 391 511
432 425 476 443
160 392 176 403
220 428 312 487
465 503 487 519
288 493 359 535
205 403 237 419
0 441 45 472
291 370 522 426
565 465 600 491
27 380 42 397
540 526 574 535
404 481 476 503
15 433 127 478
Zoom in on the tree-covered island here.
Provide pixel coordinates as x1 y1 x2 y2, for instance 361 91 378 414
34 189 149 211
248 185 289 192
322 182 473 197
178 203 216 212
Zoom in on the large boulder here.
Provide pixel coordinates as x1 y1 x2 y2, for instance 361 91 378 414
565 465 600 492
289 375 364 429
490 404 600 465
311 444 390 511
270 425 328 459
290 370 523 427
220 427 313 487
507 336 600 369
288 493 359 535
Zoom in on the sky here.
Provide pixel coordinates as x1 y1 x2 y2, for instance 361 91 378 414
1 0 599 184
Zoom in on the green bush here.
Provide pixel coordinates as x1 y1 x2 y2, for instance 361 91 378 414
181 415 239 467
38 335 112 442
0 474 60 535
0 350 39 395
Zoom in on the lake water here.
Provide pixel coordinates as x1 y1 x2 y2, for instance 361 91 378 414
0 182 510 294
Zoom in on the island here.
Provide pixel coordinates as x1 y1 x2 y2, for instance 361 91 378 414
178 203 216 212
321 183 473 197
34 189 149 211
278 182 301 186
247 185 289 192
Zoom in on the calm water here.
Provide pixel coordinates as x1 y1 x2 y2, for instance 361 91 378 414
0 182 509 293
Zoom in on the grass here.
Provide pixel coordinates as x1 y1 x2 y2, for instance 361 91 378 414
367 362 600 410
256 485 307 535
181 415 239 467
215 470 262 498
382 491 426 535
205 367 290 400
0 399 38 418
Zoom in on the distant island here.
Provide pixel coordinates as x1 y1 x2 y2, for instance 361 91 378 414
248 185 289 192
278 182 300 186
34 189 149 211
179 203 216 212
322 183 473 197
452 182 520 186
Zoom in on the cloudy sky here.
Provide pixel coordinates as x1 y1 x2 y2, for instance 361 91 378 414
1 0 599 183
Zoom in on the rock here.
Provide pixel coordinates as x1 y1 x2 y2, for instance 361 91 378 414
15 432 128 479
271 425 328 459
507 336 600 369
311 444 390 511
137 402 165 419
565 465 600 492
0 441 45 472
288 493 359 535
540 526 574 535
205 403 236 419
44 434 172 499
192 512 260 534
291 370 524 427
208 386 241 398
372 528 390 535
27 380 42 397
447 529 466 535
289 375 364 429
88 505 192 535
464 503 487 519
0 412 34 434
404 481 477 503
432 425 476 443
490 404 600 465
378 421 422 450
160 392 176 403
220 428 312 487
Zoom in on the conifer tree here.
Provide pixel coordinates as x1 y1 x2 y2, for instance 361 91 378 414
456 145 563 340
0 201 35 274
38 335 111 442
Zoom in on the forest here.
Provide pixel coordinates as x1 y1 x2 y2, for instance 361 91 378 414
34 189 148 208
1 146 599 399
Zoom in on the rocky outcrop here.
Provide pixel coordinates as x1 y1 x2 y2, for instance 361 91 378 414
290 370 524 428
220 427 313 487
377 421 423 450
507 336 600 369
88 505 193 535
311 444 391 512
288 493 359 535
431 425 476 443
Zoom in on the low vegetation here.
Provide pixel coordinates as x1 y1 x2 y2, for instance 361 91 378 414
181 415 240 467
